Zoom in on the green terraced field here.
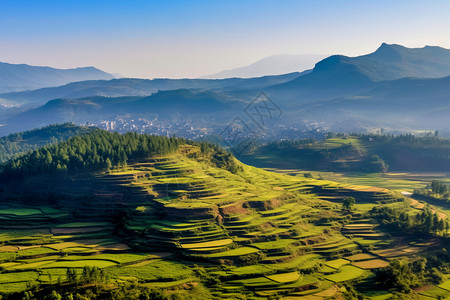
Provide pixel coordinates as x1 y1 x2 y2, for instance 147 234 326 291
0 143 446 299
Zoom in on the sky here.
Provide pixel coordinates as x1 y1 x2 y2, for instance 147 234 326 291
1 0 450 78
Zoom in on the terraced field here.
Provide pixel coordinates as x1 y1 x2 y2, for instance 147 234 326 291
0 145 446 299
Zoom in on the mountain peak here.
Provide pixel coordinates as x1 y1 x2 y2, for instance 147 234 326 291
376 42 405 50
369 43 405 61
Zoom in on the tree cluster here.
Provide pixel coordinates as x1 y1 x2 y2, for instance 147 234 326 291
414 180 450 202
375 258 443 293
431 180 448 195
199 141 242 174
370 206 449 236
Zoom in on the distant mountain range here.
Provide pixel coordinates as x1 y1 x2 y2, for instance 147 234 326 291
2 89 243 134
292 75 450 130
1 43 450 137
268 43 450 100
202 54 325 79
0 62 115 94
324 43 450 81
0 73 301 106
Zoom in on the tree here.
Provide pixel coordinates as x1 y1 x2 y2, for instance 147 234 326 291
66 268 78 285
342 197 356 212
46 290 62 300
45 151 53 165
105 157 112 171
431 180 447 195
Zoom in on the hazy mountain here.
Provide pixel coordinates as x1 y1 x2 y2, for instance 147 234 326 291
2 43 450 136
269 43 450 100
0 62 115 93
3 73 450 137
0 73 301 106
0 89 243 134
202 54 325 79
293 75 450 130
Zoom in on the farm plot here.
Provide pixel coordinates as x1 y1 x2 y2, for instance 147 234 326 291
59 253 152 264
353 259 389 269
266 271 300 283
206 247 259 258
41 260 117 269
345 253 377 261
324 265 366 282
325 258 350 269
108 260 193 282
438 279 450 291
180 238 233 249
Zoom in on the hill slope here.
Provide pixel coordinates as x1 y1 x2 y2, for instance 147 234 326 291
0 62 115 93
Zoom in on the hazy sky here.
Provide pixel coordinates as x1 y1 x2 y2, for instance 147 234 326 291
2 0 450 78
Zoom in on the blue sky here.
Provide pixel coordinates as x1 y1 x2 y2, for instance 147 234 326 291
1 0 450 78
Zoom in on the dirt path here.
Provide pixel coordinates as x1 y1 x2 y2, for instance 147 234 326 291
403 192 447 220
408 197 425 209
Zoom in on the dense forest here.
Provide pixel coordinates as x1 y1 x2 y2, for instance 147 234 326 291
0 123 96 163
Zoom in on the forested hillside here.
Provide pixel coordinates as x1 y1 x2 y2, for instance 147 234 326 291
0 123 96 163
242 133 450 172
0 130 184 179
0 129 241 181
